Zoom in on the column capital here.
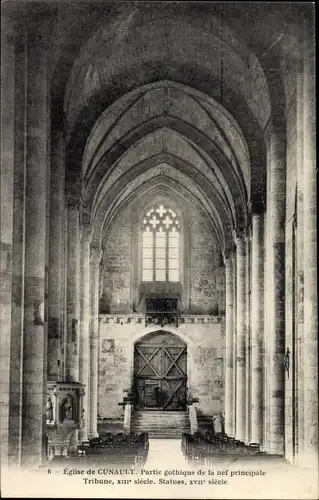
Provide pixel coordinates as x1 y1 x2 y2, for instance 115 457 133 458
81 223 93 244
244 226 252 242
232 228 245 245
222 245 234 264
67 194 82 211
90 245 102 265
248 198 266 217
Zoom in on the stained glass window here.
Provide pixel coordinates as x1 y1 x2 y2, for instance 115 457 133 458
142 205 180 282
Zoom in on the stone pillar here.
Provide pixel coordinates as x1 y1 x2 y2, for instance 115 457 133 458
302 27 317 469
250 213 264 445
267 125 286 455
7 31 27 466
78 224 92 443
99 256 104 313
89 245 102 438
66 201 81 382
21 26 49 467
295 47 304 464
1 20 15 469
123 404 132 434
233 231 246 442
245 229 251 444
62 206 69 380
262 203 270 452
232 252 237 436
48 130 65 381
224 252 234 437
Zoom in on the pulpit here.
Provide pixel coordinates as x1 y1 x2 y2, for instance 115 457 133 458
46 381 85 460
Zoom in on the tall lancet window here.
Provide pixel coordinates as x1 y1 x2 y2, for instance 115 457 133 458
142 205 180 282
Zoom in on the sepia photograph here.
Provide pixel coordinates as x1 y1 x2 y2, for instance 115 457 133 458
0 1 317 498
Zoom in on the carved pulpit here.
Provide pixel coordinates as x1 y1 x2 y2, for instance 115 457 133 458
46 381 85 460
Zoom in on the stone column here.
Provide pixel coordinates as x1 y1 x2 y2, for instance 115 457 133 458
250 212 264 445
89 245 102 438
21 26 49 467
48 130 65 381
245 229 251 444
296 50 304 464
262 204 270 452
79 224 92 443
1 20 15 469
224 252 234 437
62 206 69 380
66 200 81 382
267 125 286 455
302 27 317 468
232 252 237 436
7 31 27 466
233 231 246 442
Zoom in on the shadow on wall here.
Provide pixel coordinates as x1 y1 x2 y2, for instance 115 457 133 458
99 291 132 314
99 292 111 313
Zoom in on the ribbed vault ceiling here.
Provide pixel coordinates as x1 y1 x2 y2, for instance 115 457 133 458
83 81 250 248
60 3 274 251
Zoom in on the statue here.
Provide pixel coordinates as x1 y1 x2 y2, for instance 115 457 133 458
46 396 53 422
61 395 73 421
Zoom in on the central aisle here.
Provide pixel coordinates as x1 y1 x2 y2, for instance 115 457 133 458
144 438 190 470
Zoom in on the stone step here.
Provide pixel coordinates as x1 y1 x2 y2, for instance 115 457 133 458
131 410 190 438
133 410 187 413
133 418 189 424
132 430 189 438
131 421 189 426
133 412 188 419
131 424 189 432
133 413 188 416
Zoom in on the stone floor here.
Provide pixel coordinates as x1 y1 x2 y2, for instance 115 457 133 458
2 437 317 499
145 438 191 469
138 438 318 500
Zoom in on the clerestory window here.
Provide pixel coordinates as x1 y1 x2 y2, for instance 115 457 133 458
142 205 180 282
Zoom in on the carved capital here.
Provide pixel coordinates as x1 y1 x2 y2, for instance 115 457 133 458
222 244 234 264
81 223 93 245
232 228 245 245
81 206 91 226
90 245 102 265
248 197 266 217
245 226 252 242
67 194 82 211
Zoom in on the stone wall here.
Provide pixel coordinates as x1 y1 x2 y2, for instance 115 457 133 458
101 207 133 313
101 202 226 315
190 211 225 314
98 316 225 421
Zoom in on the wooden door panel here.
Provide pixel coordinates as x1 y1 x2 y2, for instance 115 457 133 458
135 346 162 377
160 378 187 410
134 336 187 410
161 346 186 377
136 379 159 408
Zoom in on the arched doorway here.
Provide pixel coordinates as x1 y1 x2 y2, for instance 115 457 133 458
133 331 187 411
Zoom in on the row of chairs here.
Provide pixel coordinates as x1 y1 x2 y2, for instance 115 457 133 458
181 431 262 467
81 432 149 468
88 432 147 447
51 432 149 468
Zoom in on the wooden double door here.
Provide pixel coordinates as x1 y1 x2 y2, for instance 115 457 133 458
133 332 187 410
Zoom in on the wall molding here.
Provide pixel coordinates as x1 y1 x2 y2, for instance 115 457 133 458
99 314 224 325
